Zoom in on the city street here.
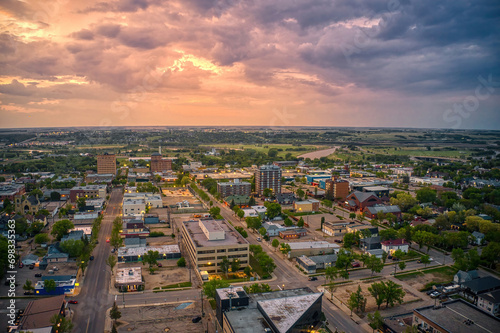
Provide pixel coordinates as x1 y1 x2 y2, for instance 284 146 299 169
71 187 123 333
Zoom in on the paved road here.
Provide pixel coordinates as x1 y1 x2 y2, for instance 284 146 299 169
203 189 363 333
71 187 123 333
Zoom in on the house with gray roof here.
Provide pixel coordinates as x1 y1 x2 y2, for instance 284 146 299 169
471 231 485 245
454 270 479 284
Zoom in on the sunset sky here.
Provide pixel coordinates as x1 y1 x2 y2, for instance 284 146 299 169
1 0 499 129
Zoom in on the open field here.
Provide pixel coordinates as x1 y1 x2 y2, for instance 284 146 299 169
334 279 421 313
201 143 325 158
395 266 458 291
116 301 202 333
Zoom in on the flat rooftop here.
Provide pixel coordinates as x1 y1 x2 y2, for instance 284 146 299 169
414 299 500 333
201 219 225 233
117 245 180 256
115 267 143 285
216 286 247 300
183 219 248 248
224 288 317 333
288 241 340 250
364 186 389 191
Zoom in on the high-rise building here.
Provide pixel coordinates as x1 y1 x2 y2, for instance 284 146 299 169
97 153 116 175
255 164 282 196
150 153 172 173
326 177 349 201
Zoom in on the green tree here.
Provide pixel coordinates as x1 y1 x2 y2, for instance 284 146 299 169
23 279 34 293
335 249 353 277
265 202 282 219
343 232 357 248
481 242 500 268
107 255 117 274
272 238 280 251
349 213 356 220
280 243 291 256
379 228 398 241
297 217 305 228
50 314 73 333
110 301 121 324
367 311 384 333
44 279 56 293
347 285 366 315
296 188 305 200
76 197 87 210
366 256 384 276
209 206 221 217
381 251 388 264
398 261 406 272
244 283 272 294
325 266 339 299
51 219 74 241
34 233 50 244
368 281 386 310
263 188 273 198
177 257 186 267
390 192 417 212
110 231 123 250
219 256 230 277
383 280 405 308
256 252 276 275
283 217 293 227
416 187 437 204
203 279 230 299
231 258 240 273
60 239 85 257
259 227 267 237
27 221 44 235
142 250 159 274
237 209 245 220
420 254 431 268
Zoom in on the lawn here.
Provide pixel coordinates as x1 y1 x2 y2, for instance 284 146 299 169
201 143 323 158
250 254 270 279
395 265 459 291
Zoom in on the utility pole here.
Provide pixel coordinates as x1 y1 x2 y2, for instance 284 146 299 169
201 289 204 317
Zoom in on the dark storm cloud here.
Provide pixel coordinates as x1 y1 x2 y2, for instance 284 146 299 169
0 80 36 96
70 29 95 40
96 24 122 38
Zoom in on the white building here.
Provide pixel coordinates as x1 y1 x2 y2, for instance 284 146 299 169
122 198 146 215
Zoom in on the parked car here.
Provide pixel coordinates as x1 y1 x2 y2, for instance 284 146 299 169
106 238 110 243
157 263 162 267
192 316 201 323
334 239 343 243
35 273 42 278
426 290 435 295
430 291 441 298
392 257 400 261
18 262 24 268
29 265 35 270
308 277 318 281
111 248 115 253
90 256 94 261
351 262 361 268
68 300 78 304
256 237 262 242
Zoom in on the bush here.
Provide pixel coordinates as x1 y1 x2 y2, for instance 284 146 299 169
177 257 186 267
149 231 165 237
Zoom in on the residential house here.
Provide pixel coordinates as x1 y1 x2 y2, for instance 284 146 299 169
296 254 337 274
471 231 485 245
360 236 382 252
381 239 409 254
454 270 479 284
16 295 66 332
275 192 296 205
461 276 500 303
477 289 500 316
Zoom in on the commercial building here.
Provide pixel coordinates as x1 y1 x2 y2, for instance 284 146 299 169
16 295 66 332
150 153 172 172
293 199 320 213
117 245 181 262
97 153 116 175
181 218 249 277
217 179 252 198
121 219 150 238
296 254 337 274
286 241 340 258
279 228 307 240
115 267 145 292
123 192 163 208
122 198 146 216
364 205 402 219
0 183 25 201
325 177 350 201
362 186 390 198
255 164 281 196
69 185 107 202
412 299 500 333
219 287 323 333
35 276 76 295
321 221 350 236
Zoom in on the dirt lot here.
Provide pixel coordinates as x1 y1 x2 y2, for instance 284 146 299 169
334 279 421 313
116 261 189 291
116 301 203 333
396 268 457 291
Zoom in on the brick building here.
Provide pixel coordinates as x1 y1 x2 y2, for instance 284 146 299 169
97 153 116 175
150 153 172 173
325 177 349 201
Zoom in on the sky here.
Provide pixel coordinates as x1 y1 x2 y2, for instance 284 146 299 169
0 0 499 130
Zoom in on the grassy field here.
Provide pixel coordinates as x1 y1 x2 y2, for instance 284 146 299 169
202 143 325 158
363 146 471 158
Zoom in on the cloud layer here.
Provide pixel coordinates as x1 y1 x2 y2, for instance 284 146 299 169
0 0 499 129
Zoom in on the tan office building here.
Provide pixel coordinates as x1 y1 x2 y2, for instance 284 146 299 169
97 153 116 175
181 218 249 278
